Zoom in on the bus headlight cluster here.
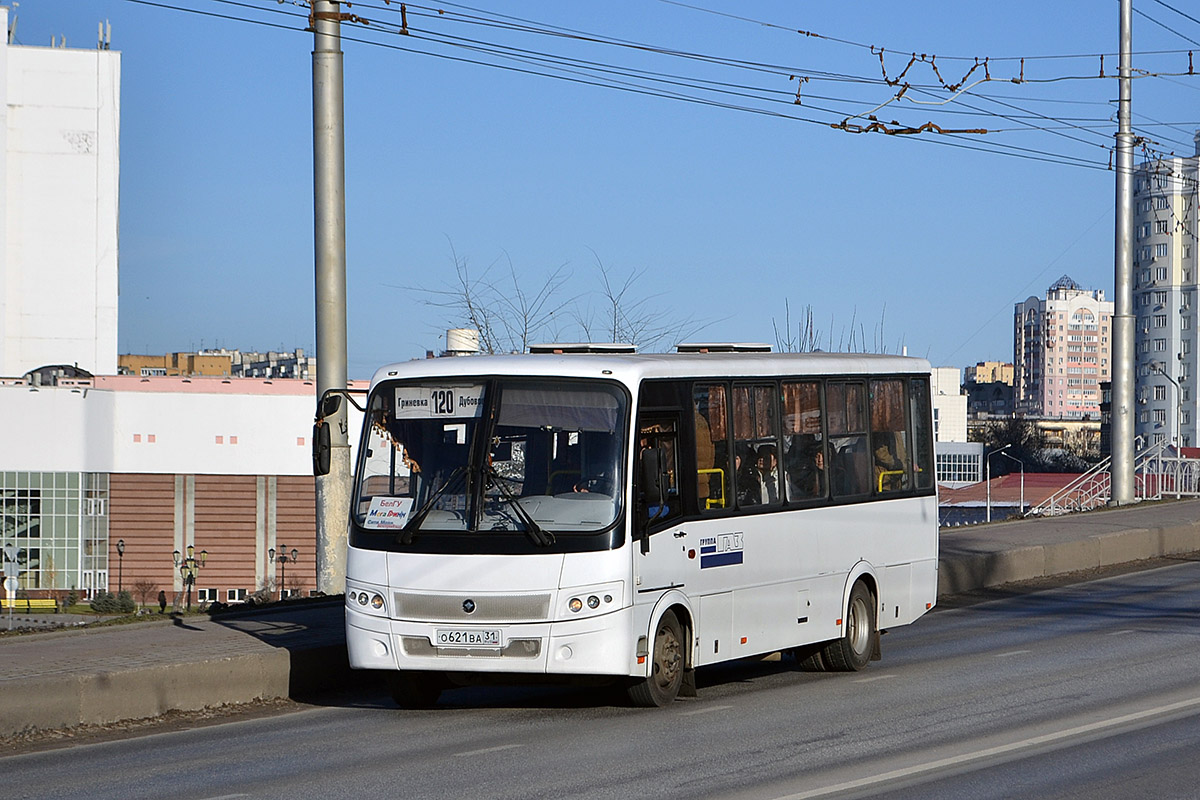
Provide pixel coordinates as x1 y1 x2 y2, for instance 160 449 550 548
562 582 622 618
347 589 385 613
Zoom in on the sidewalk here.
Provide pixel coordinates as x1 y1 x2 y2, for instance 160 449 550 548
3 499 1200 737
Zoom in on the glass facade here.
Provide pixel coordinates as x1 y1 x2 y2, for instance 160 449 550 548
0 472 109 592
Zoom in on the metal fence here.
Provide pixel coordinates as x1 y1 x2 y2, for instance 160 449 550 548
1025 438 1200 516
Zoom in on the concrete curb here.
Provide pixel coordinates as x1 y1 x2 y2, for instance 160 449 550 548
5 508 1200 737
937 519 1200 595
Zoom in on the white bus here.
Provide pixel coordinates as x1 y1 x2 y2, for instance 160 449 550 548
325 344 938 707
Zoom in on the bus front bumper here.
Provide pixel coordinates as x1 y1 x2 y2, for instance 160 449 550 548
346 605 635 677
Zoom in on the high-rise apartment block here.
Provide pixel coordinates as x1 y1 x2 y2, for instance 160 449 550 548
1014 276 1113 419
1132 136 1200 447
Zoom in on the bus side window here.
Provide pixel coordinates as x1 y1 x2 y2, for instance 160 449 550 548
693 384 731 511
828 382 871 497
870 379 910 494
733 384 780 507
909 377 935 490
782 381 826 501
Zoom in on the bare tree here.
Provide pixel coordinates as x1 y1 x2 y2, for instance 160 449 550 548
132 579 158 610
774 302 896 354
406 247 711 354
395 244 575 354
574 256 711 351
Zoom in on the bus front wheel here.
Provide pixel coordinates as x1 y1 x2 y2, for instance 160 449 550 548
627 610 684 707
821 581 876 672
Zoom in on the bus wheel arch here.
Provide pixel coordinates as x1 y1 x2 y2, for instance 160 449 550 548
822 573 878 672
628 602 692 707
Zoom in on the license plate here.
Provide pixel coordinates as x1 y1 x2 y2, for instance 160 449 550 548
435 628 502 648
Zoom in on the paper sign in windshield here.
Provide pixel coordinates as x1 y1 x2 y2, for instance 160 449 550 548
394 385 485 419
364 496 415 530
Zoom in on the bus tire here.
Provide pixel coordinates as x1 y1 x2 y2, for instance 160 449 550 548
793 643 827 672
627 610 684 707
388 670 443 709
821 581 875 672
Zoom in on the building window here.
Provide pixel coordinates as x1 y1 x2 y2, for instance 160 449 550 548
1154 314 1167 328
1157 244 1170 259
1155 291 1168 304
196 588 218 603
227 588 248 603
1156 219 1170 234
1157 196 1170 210
1155 338 1167 351
1155 385 1167 400
1184 317 1192 330
1153 409 1167 424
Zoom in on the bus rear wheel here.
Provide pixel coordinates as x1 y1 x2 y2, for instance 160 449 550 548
388 670 444 709
820 581 876 672
627 610 684 707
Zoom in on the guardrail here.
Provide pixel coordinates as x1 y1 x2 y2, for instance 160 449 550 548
1024 438 1198 516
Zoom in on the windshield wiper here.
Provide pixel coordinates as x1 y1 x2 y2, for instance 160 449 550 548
484 464 556 547
400 465 467 545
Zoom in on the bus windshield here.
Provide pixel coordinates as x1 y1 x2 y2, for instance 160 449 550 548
354 379 627 537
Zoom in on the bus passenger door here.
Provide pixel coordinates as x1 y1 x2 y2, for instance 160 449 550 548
633 417 689 599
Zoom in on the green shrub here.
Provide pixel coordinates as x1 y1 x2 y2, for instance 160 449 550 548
116 590 136 614
89 591 118 613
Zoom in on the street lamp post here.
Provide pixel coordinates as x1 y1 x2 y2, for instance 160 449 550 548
269 545 299 601
997 450 1025 517
986 443 1013 523
172 545 208 611
115 539 125 594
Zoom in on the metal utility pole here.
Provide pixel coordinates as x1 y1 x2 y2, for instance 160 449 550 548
1111 0 1135 505
313 0 350 593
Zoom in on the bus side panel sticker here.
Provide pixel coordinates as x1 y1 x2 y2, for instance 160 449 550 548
699 532 744 569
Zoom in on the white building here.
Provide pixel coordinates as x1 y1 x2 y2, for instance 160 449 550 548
930 366 967 442
929 366 981 487
1 10 120 377
0 375 364 599
1133 138 1200 447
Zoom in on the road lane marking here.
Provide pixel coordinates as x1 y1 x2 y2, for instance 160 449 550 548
681 704 733 717
853 674 896 683
767 695 1200 800
454 743 523 758
995 650 1031 658
200 795 250 800
1108 629 1136 636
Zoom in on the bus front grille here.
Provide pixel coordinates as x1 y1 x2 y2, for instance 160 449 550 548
401 636 542 659
393 591 551 622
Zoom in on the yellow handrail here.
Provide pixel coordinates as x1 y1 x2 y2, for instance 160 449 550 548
698 468 726 509
877 469 906 493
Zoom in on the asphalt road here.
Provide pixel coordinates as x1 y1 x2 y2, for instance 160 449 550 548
4 560 1200 800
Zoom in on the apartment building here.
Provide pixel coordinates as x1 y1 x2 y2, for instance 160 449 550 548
1132 138 1199 447
1014 276 1113 420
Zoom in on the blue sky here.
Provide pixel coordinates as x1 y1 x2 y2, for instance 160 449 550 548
15 1 1200 378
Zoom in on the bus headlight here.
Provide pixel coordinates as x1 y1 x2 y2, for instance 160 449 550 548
371 593 384 609
559 582 623 619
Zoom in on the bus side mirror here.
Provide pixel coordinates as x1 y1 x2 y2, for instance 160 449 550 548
313 420 332 476
321 393 342 418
